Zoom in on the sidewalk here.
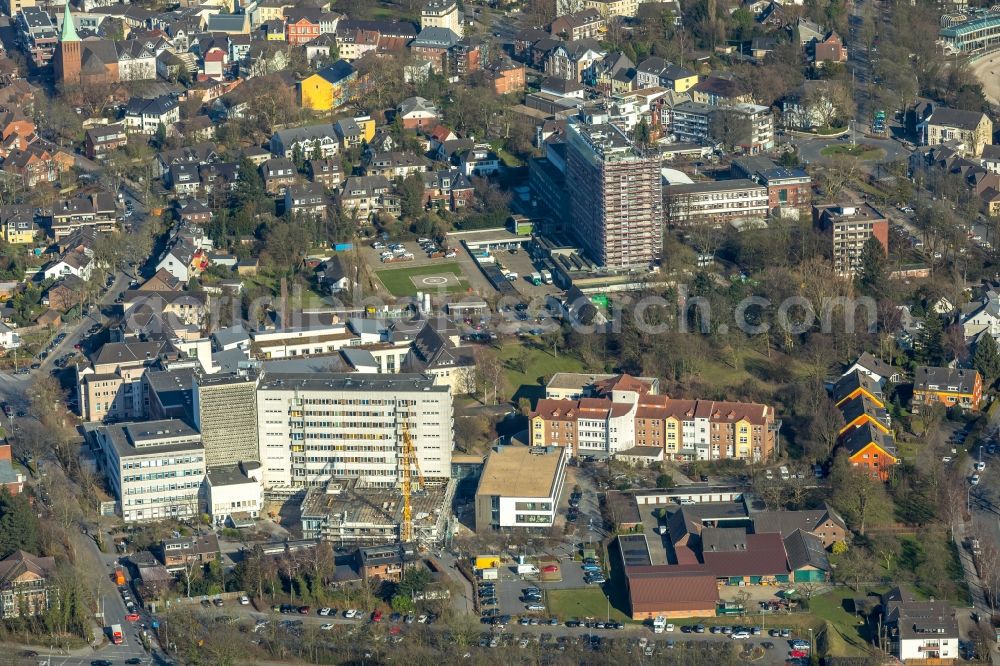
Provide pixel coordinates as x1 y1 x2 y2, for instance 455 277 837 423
954 517 999 665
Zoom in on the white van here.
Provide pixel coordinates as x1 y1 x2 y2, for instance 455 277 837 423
779 465 790 480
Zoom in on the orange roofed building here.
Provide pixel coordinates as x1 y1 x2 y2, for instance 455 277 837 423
840 422 898 481
530 373 778 462
912 366 982 413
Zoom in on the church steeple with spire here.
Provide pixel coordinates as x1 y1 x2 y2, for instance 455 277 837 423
56 1 81 85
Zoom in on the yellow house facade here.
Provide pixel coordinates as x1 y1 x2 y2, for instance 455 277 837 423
669 72 699 93
3 217 37 244
299 61 358 112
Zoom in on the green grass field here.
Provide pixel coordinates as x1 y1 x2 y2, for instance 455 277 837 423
545 588 631 623
820 144 885 161
499 344 586 399
375 262 469 297
810 588 872 657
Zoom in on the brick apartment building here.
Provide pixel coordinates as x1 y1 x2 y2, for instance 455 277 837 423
812 202 888 276
731 156 812 219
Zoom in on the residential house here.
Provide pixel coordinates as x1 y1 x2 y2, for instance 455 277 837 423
589 51 634 94
752 503 848 549
42 250 93 282
831 370 884 409
168 163 199 194
261 157 297 194
124 95 180 135
0 205 38 244
333 115 375 148
85 123 127 160
488 60 526 95
0 551 57 619
156 142 219 178
920 106 993 157
882 588 959 663
197 162 238 195
3 146 60 187
397 96 439 130
813 31 847 66
158 534 220 572
284 182 328 218
49 191 117 240
140 268 183 293
982 144 1000 174
271 124 340 160
843 352 902 386
549 9 604 40
545 39 605 82
408 27 460 74
317 255 352 293
122 290 209 327
285 7 323 45
155 240 200 283
635 56 698 92
691 75 753 107
307 159 342 189
46 275 84 311
458 144 501 177
421 168 474 210
364 151 430 179
298 60 358 111
338 175 397 221
912 366 983 412
840 422 898 480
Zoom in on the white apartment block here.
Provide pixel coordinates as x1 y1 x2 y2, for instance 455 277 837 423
256 373 453 490
93 420 206 523
665 179 769 227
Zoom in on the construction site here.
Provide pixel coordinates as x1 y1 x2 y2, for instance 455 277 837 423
299 477 455 547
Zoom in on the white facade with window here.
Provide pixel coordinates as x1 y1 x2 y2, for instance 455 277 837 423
255 373 453 491
94 420 206 523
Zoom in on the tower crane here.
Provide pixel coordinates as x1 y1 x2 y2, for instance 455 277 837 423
400 421 424 543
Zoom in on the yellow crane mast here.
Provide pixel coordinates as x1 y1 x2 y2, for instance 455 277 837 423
400 421 424 543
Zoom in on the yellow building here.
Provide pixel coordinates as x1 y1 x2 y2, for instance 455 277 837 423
583 0 648 18
252 1 289 26
2 210 37 244
299 60 358 112
668 71 699 93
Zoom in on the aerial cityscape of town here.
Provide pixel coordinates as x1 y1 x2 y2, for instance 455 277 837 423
0 0 1000 662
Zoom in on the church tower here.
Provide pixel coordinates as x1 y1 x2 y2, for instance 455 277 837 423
56 1 81 86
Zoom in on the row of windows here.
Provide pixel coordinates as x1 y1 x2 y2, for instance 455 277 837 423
122 469 199 482
514 502 552 511
514 514 552 524
122 457 203 469
125 480 201 495
124 491 199 505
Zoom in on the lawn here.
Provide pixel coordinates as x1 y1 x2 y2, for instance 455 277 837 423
820 143 885 161
546 587 631 623
374 262 469 297
810 588 873 658
499 343 586 400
